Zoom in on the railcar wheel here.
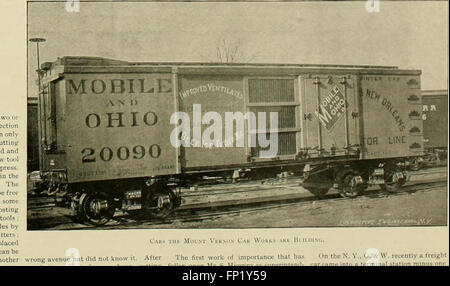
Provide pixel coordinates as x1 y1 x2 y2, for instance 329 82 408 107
143 189 176 219
338 173 365 198
80 192 115 226
380 165 406 193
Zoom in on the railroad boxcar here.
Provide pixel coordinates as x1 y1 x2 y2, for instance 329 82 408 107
27 97 40 171
422 89 448 160
34 56 423 225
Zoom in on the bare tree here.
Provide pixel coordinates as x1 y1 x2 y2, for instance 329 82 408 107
203 37 259 63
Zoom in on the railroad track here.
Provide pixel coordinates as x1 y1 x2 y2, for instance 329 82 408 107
27 167 448 210
26 166 447 230
54 176 447 230
174 179 448 226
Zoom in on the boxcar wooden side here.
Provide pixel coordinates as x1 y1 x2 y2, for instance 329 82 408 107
35 57 424 225
422 90 448 150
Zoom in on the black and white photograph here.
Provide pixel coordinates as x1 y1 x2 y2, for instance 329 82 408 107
26 0 448 231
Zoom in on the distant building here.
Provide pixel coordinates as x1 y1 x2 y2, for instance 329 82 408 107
28 97 39 171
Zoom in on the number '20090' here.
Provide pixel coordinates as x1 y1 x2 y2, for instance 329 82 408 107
81 145 161 163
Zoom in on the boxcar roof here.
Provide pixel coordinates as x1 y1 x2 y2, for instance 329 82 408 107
40 56 421 77
44 56 399 69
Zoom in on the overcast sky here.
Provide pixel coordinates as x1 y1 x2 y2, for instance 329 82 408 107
28 1 448 95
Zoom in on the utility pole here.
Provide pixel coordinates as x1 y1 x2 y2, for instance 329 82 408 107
29 37 46 96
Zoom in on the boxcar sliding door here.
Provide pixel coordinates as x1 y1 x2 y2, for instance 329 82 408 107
299 74 359 158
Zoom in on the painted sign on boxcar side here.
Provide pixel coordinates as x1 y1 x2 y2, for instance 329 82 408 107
315 86 347 131
359 75 423 159
178 75 247 168
64 73 178 182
